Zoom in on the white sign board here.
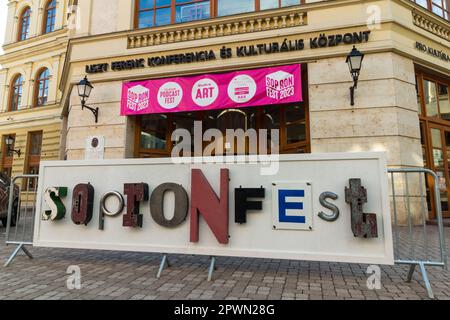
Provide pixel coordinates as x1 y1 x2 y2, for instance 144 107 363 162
85 136 105 160
34 153 394 265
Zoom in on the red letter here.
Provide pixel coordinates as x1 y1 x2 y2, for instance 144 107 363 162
190 169 229 244
123 183 149 228
71 183 94 226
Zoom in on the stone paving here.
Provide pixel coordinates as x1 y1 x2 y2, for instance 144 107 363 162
0 225 449 300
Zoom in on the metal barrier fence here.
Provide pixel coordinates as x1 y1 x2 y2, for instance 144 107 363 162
388 168 447 299
4 174 39 267
2 171 448 299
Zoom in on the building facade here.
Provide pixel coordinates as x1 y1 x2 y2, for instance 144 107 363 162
0 0 69 190
1 0 448 222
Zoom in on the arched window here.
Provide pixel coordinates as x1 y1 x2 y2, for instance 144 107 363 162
43 0 57 34
34 68 50 107
9 75 23 112
18 7 31 41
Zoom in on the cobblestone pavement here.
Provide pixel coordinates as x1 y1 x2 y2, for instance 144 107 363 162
0 226 449 300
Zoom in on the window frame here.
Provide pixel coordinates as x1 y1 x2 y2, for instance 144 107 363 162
417 71 450 122
34 68 50 108
18 6 31 41
135 104 311 158
24 131 43 191
416 67 450 219
411 0 449 20
1 135 15 179
134 0 304 29
43 0 57 34
9 74 23 112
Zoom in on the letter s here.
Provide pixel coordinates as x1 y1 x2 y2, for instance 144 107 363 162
43 187 68 221
318 192 340 222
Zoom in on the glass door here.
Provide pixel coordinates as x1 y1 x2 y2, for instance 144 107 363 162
204 107 258 156
429 124 450 218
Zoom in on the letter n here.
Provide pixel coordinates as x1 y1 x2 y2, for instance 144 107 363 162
190 169 229 244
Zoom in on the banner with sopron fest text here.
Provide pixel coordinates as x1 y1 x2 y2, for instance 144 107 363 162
120 64 303 115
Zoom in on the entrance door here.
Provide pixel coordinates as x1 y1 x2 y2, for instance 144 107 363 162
214 108 257 156
428 124 450 218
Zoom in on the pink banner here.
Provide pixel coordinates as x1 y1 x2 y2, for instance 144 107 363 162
120 64 302 116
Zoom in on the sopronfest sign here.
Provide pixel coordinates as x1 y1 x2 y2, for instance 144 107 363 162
34 153 394 265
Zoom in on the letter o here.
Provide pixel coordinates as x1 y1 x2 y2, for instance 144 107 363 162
150 183 189 228
101 191 125 217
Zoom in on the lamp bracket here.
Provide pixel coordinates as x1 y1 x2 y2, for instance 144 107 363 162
81 102 99 123
7 147 21 158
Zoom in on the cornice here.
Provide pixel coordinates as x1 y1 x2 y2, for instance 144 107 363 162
393 0 449 41
0 40 68 65
412 9 449 41
127 10 307 49
66 0 364 45
2 28 68 51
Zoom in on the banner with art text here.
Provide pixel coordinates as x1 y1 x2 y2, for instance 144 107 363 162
120 64 303 115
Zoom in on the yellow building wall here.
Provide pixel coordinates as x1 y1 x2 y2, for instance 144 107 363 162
0 122 61 179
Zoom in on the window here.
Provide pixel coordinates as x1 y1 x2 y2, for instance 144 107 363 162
411 0 449 20
34 68 50 107
18 7 31 41
260 0 300 10
176 0 211 23
216 0 303 16
417 74 450 120
135 0 302 29
136 104 310 157
136 0 211 28
43 0 57 34
217 0 255 16
140 114 170 154
215 0 303 16
416 68 450 219
9 75 23 112
24 132 43 191
1 135 15 178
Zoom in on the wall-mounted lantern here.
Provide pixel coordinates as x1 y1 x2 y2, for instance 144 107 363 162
346 46 365 106
77 76 99 123
5 136 21 158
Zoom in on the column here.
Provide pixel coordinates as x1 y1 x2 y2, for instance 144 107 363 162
49 55 61 104
0 70 8 112
22 62 33 110
309 52 423 225
54 0 65 30
117 0 134 31
5 1 18 44
29 0 40 37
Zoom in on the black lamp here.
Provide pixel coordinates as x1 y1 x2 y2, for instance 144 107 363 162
77 76 99 123
346 46 365 106
5 136 21 157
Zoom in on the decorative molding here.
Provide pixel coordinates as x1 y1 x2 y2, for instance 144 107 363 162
128 11 307 49
412 10 449 41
